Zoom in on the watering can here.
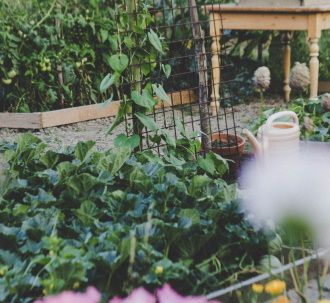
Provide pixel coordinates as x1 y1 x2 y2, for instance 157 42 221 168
243 111 300 160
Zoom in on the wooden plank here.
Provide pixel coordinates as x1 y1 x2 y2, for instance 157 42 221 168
204 4 330 13
221 13 309 31
0 89 197 129
41 101 120 128
0 112 42 129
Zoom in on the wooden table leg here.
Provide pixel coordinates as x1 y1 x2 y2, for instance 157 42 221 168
308 15 321 101
282 31 292 103
210 12 221 116
308 37 320 100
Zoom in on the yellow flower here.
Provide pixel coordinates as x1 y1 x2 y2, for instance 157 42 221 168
155 265 164 275
252 283 264 294
318 301 330 303
185 40 193 49
273 295 291 303
265 280 286 296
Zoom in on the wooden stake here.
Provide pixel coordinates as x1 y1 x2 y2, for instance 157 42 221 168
55 1 65 108
189 0 212 152
126 0 143 149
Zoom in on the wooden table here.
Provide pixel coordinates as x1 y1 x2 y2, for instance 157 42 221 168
204 4 330 114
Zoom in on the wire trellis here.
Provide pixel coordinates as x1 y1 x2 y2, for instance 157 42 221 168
116 0 241 159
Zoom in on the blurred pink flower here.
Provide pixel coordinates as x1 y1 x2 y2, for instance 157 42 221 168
157 284 218 303
34 286 101 303
109 287 155 303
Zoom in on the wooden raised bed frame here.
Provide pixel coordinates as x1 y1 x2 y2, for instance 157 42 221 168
0 89 196 129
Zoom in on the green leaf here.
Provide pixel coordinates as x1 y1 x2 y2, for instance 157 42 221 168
37 188 56 204
100 29 108 43
188 175 211 198
197 152 228 176
109 54 129 73
152 84 170 105
108 102 128 134
40 150 60 169
57 162 77 180
197 154 216 175
0 249 19 266
67 173 100 194
74 141 95 162
75 200 99 226
114 134 140 149
109 147 132 175
148 29 164 54
16 133 41 151
131 90 154 110
322 112 330 124
134 113 158 131
124 36 134 49
160 129 176 147
100 73 118 93
162 64 171 78
179 209 201 228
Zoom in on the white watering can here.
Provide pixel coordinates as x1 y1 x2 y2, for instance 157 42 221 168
243 111 300 160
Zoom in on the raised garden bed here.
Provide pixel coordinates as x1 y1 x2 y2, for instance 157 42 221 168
0 89 196 129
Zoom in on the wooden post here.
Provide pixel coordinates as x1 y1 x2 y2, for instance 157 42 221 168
282 31 292 102
210 12 221 116
55 1 65 108
189 0 211 152
308 14 321 101
126 0 143 149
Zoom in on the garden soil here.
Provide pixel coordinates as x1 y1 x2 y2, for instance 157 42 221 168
0 97 284 150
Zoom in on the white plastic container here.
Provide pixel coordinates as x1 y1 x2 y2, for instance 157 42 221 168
243 111 300 161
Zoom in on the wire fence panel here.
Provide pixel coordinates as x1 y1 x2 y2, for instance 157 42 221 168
111 0 240 158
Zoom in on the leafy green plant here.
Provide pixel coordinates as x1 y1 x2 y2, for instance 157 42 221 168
0 0 166 113
98 0 171 141
0 133 269 301
0 0 111 111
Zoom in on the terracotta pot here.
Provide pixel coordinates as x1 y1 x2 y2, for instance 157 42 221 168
211 132 245 157
211 132 245 181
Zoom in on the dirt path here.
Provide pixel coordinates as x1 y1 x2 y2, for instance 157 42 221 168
0 96 284 150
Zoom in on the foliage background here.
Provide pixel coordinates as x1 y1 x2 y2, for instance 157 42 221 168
1 0 329 111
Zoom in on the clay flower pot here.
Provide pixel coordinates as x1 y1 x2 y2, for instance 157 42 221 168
211 132 245 157
211 132 245 180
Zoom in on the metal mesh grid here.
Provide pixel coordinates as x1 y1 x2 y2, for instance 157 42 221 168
115 0 240 156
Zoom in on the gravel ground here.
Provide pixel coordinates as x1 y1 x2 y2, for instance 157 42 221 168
0 96 284 150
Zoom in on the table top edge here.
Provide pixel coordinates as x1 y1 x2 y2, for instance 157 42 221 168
203 4 330 13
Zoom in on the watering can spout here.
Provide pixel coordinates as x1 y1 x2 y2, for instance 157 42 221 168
242 128 262 156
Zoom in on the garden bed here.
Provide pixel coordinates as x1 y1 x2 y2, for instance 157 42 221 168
0 133 271 302
0 89 196 129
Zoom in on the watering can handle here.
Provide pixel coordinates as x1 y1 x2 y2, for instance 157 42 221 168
265 111 299 129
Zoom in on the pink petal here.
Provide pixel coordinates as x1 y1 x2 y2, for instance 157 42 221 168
157 284 185 303
157 284 219 303
108 296 123 303
33 287 101 303
122 287 155 303
85 287 102 303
